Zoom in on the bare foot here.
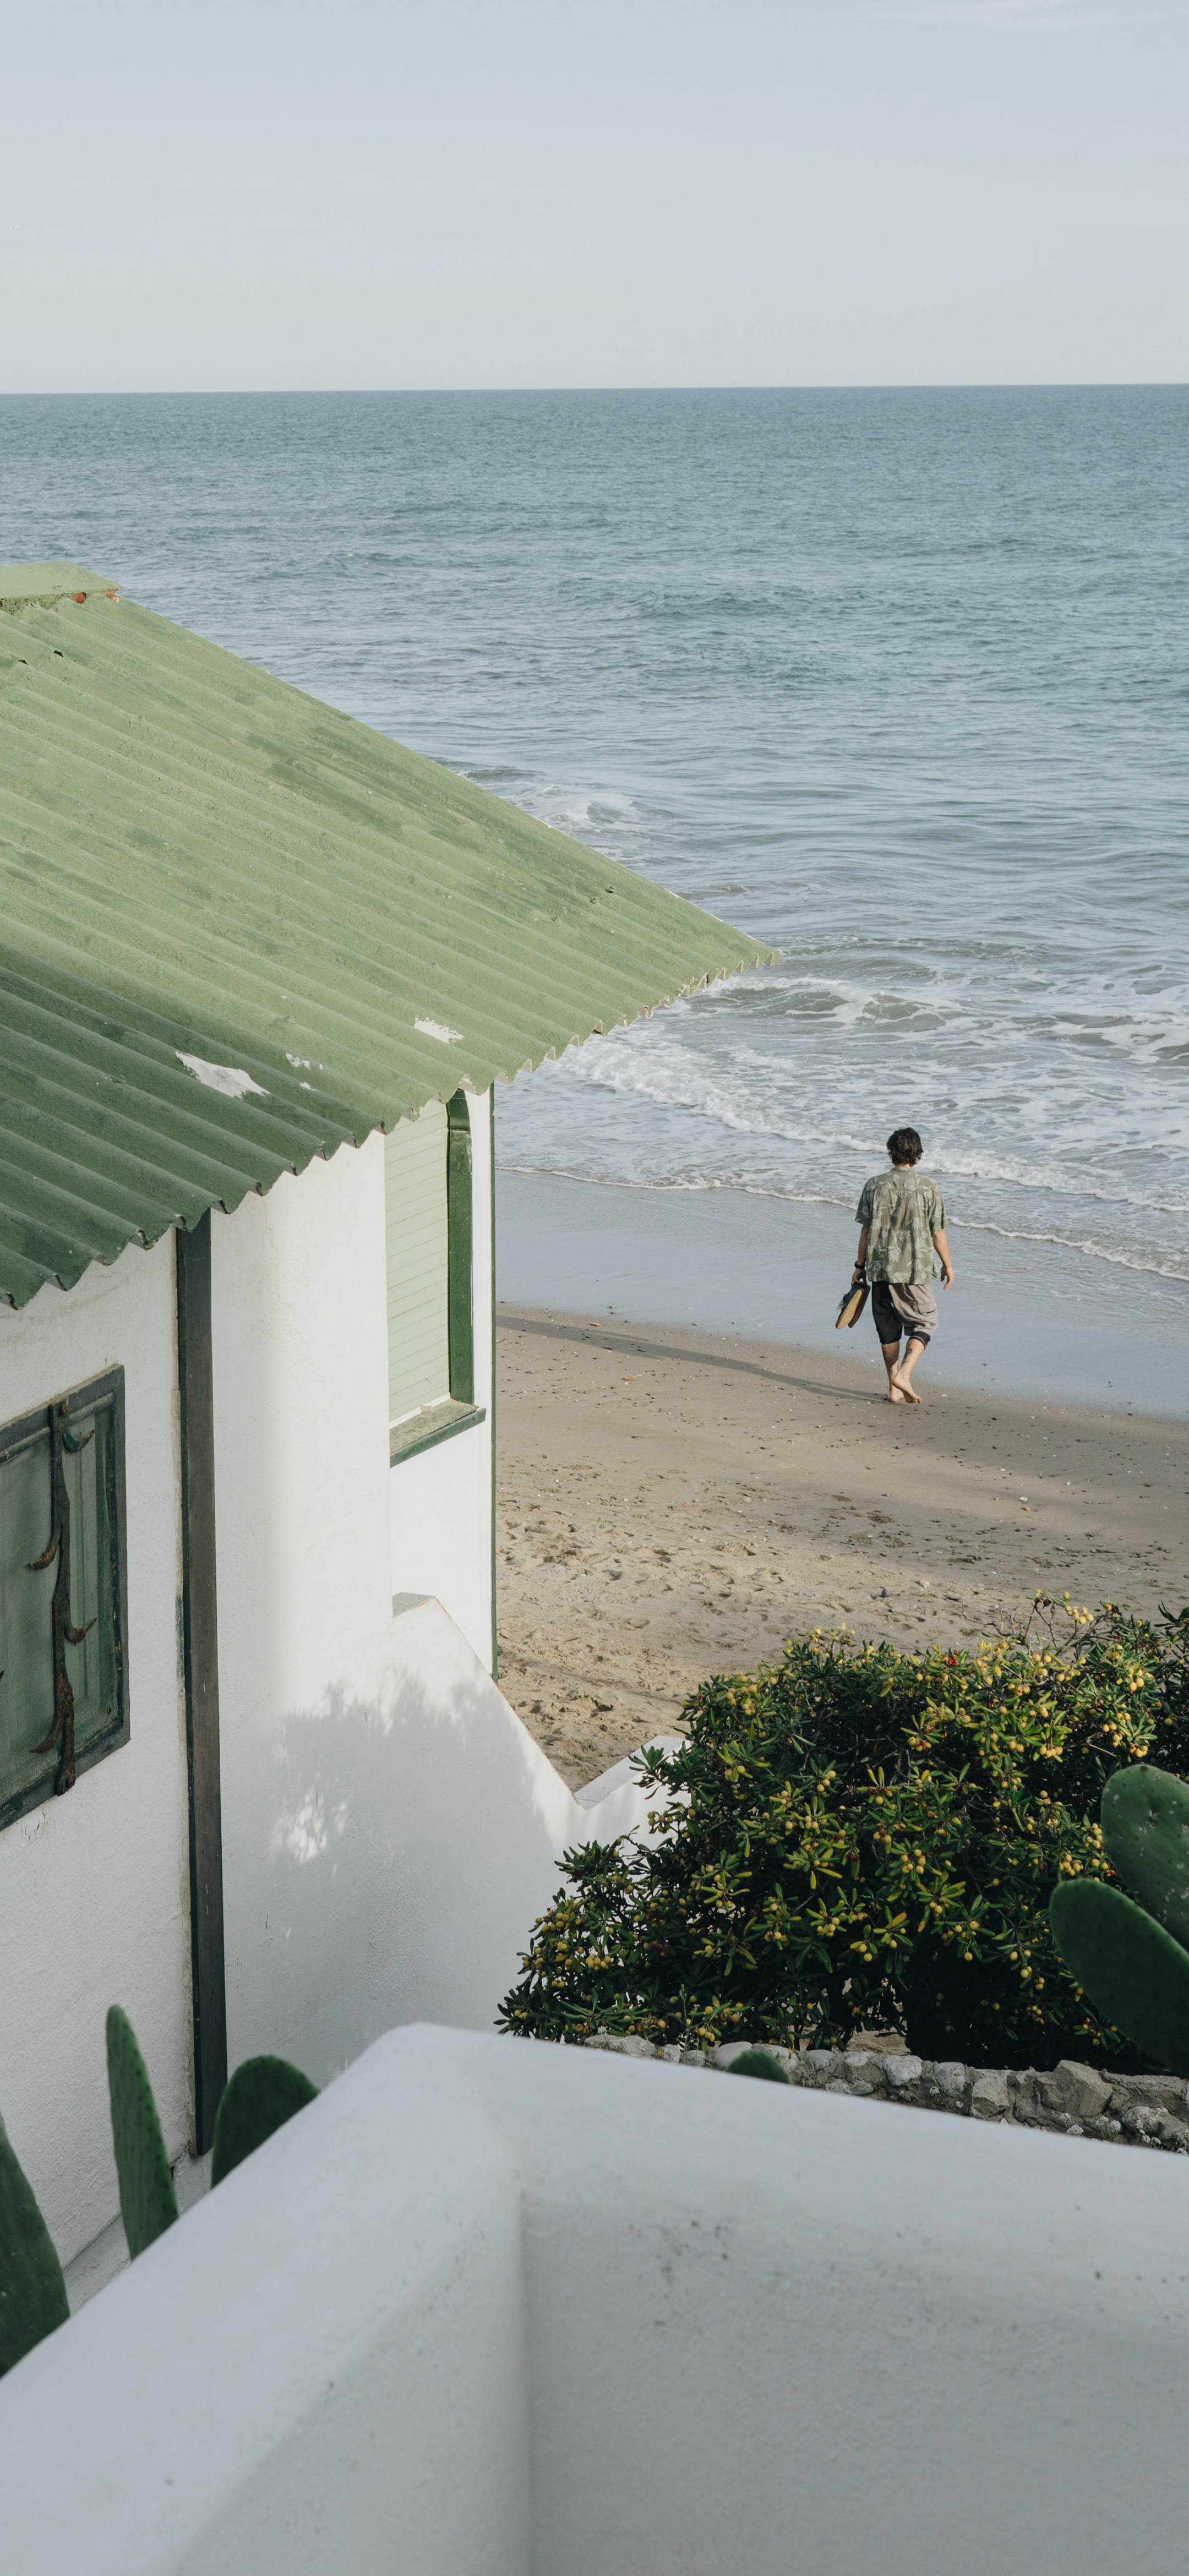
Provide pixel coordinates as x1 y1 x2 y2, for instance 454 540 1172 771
891 1371 921 1405
887 1385 906 1403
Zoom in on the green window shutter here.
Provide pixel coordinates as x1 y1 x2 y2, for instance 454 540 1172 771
0 1372 128 1831
0 1433 56 1776
385 1104 450 1424
446 1093 474 1406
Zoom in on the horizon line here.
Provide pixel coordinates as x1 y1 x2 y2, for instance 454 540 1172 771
2 378 1187 400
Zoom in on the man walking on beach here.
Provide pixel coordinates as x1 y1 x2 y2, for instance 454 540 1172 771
853 1127 953 1405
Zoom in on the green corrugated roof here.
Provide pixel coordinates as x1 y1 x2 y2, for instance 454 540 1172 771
0 564 775 1309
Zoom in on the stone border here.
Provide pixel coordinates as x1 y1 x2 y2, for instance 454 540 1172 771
583 2034 1189 2151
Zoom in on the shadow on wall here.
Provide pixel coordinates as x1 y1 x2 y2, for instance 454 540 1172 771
220 1601 598 2086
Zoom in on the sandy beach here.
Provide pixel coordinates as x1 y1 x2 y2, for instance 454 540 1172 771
497 1305 1188 1787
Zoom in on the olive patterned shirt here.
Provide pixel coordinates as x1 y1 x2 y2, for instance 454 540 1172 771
855 1170 946 1284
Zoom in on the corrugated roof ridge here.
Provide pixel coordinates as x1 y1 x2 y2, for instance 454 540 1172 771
0 650 757 979
0 915 751 1182
0 875 602 1095
0 1117 188 1236
0 926 708 1135
3 599 751 968
8 601 755 920
0 1147 151 1263
0 767 752 1083
0 581 777 1305
0 632 727 961
0 951 364 1144
29 596 763 946
0 1014 341 1186
0 934 556 1171
0 713 739 973
0 563 111 608
0 1238 61 1306
12 596 483 806
0 1075 289 1215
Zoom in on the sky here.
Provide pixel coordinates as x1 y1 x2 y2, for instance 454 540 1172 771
2 0 1184 390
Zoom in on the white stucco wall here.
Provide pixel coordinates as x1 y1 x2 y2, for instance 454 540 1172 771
388 1085 494 1668
211 1111 661 2086
7 2022 1189 2576
214 1120 576 2080
209 1133 395 2080
0 1237 190 2264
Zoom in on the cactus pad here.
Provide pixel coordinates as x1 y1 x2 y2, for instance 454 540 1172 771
211 2056 318 2186
0 2115 69 2378
1049 1879 1189 2075
726 2049 790 2083
106 2006 178 2258
1101 1764 1189 1952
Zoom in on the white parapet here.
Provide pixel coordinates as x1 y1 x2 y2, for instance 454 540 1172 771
4 2022 1189 2575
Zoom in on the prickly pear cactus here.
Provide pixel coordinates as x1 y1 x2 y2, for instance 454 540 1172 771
726 2049 790 2084
0 2115 69 2378
211 2056 318 2187
106 2006 178 2258
1101 1764 1189 1950
1049 1879 1189 2076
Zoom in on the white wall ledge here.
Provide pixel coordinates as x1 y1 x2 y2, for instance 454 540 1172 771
4 2022 1189 2575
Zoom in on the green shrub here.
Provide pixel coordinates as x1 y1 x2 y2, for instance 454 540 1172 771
500 1603 1189 2068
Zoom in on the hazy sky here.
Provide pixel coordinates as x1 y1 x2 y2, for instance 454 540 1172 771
3 0 1184 390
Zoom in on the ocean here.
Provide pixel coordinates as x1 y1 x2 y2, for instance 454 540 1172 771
4 388 1187 1405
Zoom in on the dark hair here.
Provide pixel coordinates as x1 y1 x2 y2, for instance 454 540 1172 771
886 1127 923 1166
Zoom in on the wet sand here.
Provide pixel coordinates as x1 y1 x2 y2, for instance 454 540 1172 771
496 1306 1187 1787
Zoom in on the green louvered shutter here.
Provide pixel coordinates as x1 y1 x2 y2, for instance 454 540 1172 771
385 1105 451 1424
0 1372 127 1829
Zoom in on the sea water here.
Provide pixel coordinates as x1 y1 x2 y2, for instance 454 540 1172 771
4 389 1187 1404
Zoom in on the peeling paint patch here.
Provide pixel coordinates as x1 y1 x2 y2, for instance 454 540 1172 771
414 1017 463 1045
177 1053 269 1099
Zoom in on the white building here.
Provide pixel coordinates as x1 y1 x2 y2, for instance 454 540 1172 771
0 561 771 2266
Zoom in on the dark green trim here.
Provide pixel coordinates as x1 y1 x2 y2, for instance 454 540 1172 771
446 1091 474 1404
489 1088 498 1682
389 1399 486 1467
176 1214 227 2158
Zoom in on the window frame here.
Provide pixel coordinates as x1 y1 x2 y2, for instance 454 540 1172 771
388 1090 486 1466
0 1365 129 1832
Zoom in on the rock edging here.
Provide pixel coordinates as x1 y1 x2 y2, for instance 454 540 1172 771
582 2034 1189 2151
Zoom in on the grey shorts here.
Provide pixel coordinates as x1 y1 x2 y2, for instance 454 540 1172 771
871 1280 939 1347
